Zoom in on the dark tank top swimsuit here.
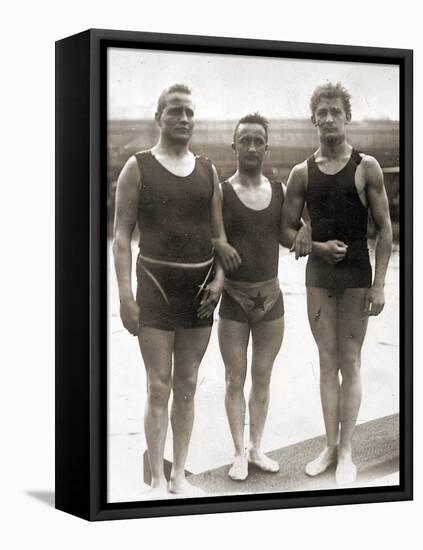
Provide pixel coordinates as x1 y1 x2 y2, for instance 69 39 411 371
305 149 372 289
219 180 284 324
133 150 215 330
221 180 283 282
135 150 214 263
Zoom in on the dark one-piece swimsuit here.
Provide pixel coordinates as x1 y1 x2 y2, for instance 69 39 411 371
305 149 372 290
135 150 216 331
219 180 284 325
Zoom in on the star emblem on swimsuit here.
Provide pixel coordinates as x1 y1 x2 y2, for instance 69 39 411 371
251 291 266 311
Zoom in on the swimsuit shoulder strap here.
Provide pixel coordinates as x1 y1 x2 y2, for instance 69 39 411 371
133 150 153 193
194 154 214 198
306 153 319 180
269 180 285 206
351 149 363 166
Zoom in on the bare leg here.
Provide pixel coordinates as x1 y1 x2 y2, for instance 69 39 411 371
336 288 369 485
305 288 339 476
138 327 174 491
168 326 212 495
218 319 250 480
247 316 284 472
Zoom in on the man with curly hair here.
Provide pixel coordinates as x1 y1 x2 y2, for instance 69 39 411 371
281 82 392 485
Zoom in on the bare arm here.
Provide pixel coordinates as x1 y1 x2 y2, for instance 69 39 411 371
112 156 140 334
280 182 313 259
198 168 234 318
363 156 393 315
197 258 225 319
210 165 241 272
280 163 308 248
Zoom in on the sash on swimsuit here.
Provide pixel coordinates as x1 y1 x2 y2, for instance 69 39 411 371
223 277 281 324
137 253 214 306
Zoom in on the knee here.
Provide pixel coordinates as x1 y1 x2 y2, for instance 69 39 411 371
147 378 172 411
251 369 272 395
318 348 339 379
339 353 361 383
225 367 246 396
173 375 197 405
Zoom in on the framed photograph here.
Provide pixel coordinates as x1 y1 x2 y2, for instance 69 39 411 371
55 28 412 521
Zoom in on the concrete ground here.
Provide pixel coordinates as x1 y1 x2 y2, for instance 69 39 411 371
107 242 400 503
188 414 399 496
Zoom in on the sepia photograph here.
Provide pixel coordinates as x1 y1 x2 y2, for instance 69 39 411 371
106 45 400 504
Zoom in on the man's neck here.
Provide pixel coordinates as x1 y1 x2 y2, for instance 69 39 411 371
234 168 264 188
319 138 351 160
153 137 191 158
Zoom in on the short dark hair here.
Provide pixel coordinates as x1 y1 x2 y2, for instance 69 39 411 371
233 112 269 143
156 83 192 114
310 82 352 121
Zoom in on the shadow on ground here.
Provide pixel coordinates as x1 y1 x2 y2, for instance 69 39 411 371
26 490 55 508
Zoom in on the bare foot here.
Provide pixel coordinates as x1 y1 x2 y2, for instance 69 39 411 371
168 477 205 497
336 451 357 486
247 450 280 473
305 446 337 477
228 454 248 481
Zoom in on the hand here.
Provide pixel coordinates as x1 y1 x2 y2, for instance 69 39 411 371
364 286 385 316
197 280 223 318
319 240 348 265
120 297 140 336
214 241 241 272
290 225 312 259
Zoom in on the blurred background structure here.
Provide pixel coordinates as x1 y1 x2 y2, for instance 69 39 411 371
107 119 399 239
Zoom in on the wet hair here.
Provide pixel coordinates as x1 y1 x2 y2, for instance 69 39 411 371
310 82 352 121
156 84 192 114
233 112 269 143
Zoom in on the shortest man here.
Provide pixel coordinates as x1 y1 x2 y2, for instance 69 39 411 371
205 114 310 480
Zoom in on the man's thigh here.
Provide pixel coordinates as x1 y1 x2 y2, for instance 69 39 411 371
138 327 175 382
173 326 213 377
337 288 369 356
251 316 284 368
306 287 338 354
218 318 251 371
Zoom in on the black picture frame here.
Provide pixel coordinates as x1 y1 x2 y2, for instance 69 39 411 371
55 28 413 521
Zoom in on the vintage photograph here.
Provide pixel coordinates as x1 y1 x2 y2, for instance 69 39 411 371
106 46 400 503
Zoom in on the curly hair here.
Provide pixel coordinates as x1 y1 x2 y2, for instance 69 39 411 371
233 112 269 143
310 82 352 121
